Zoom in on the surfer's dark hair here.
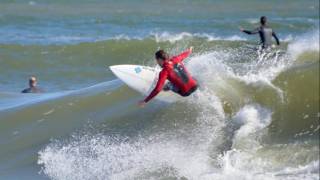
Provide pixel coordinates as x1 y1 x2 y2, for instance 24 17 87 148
260 16 267 25
155 50 169 61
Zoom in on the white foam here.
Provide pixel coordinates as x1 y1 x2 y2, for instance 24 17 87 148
38 75 230 179
151 31 246 43
231 105 272 149
37 30 319 179
153 32 193 43
245 18 259 24
287 28 320 59
273 160 320 178
38 129 219 179
186 46 287 102
207 105 319 180
214 146 320 180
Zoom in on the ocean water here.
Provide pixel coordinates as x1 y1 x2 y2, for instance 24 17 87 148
0 0 319 180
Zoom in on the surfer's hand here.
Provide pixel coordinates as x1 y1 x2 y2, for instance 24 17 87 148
138 101 146 108
189 46 193 52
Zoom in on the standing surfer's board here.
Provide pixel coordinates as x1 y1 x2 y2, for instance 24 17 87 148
109 65 180 102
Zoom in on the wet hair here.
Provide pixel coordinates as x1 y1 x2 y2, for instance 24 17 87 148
260 16 267 25
155 50 169 61
29 76 37 87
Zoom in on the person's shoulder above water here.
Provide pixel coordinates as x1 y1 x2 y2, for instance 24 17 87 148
21 87 32 93
21 76 44 94
21 87 43 93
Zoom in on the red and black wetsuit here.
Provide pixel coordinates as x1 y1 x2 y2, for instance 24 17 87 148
144 50 198 103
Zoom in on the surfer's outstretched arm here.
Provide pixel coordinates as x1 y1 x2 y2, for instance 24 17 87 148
171 47 193 63
240 27 259 35
139 70 168 107
272 31 280 45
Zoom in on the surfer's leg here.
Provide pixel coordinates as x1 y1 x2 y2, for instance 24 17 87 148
163 82 172 91
163 82 180 94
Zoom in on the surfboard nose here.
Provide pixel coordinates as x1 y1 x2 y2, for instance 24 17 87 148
109 65 128 76
109 65 131 73
109 65 119 73
109 65 136 79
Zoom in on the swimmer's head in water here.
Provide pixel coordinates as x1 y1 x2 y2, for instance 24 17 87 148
260 16 267 25
29 76 37 87
155 50 169 67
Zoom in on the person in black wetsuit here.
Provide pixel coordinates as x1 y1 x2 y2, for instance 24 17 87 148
21 76 43 93
240 16 280 49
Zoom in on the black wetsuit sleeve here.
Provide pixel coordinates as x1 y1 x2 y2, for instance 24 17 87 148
272 32 280 45
242 27 260 35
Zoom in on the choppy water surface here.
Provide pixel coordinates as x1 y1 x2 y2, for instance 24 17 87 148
0 0 319 179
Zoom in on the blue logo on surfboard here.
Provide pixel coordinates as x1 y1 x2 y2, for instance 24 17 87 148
134 67 142 74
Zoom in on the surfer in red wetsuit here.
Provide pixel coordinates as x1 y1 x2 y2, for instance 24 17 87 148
138 47 198 107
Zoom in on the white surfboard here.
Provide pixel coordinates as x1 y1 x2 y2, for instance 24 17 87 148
109 65 180 102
